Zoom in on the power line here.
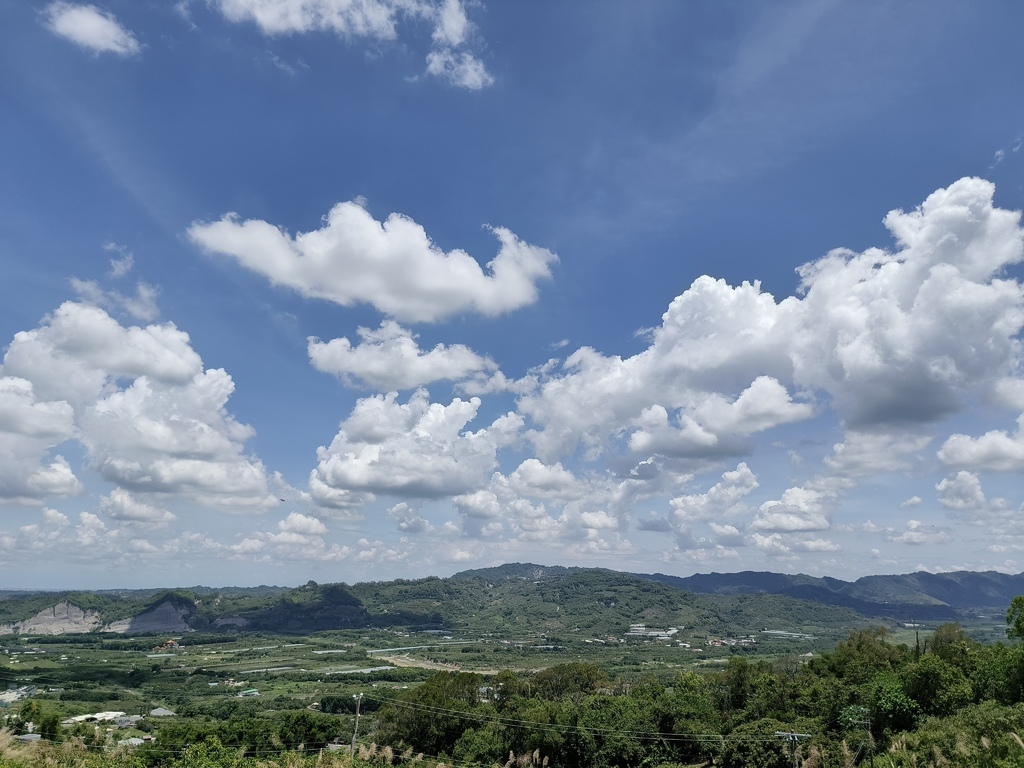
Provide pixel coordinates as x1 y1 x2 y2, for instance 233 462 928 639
367 693 788 744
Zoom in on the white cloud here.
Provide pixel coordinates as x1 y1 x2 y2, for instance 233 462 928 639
99 489 176 523
105 243 134 278
519 178 1024 463
425 48 493 90
212 0 492 88
444 454 691 549
791 537 841 552
935 471 988 511
668 462 758 523
3 302 201 409
750 485 831 532
885 520 951 546
0 376 80 503
278 511 328 535
628 376 813 456
579 509 618 530
0 302 277 512
231 516 352 562
747 532 792 556
189 204 555 323
309 389 522 505
71 278 160 322
44 2 140 56
824 431 931 477
353 536 412 563
81 369 276 510
387 502 433 533
309 320 496 390
509 459 584 501
938 413 1024 472
708 522 744 544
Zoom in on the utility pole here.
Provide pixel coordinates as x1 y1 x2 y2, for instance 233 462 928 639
350 693 363 754
847 706 872 766
775 731 811 768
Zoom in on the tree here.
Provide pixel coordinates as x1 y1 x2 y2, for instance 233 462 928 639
534 662 609 700
1007 595 1024 640
718 718 791 768
870 672 919 734
375 671 486 756
929 622 976 675
38 712 62 743
899 654 972 717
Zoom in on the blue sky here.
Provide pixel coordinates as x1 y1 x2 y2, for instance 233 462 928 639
2 0 1024 589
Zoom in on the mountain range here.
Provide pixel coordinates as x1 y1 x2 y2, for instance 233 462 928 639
0 564 1019 637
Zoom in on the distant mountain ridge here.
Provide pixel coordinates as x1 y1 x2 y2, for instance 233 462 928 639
0 564 1019 636
636 568 1024 620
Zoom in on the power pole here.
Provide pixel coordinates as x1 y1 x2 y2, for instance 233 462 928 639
848 706 872 766
775 731 811 768
350 693 363 754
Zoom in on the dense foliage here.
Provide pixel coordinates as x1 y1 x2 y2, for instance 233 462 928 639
365 625 1024 768
8 623 1024 765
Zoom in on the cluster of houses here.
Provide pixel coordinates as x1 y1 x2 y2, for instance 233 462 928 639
61 707 176 728
624 624 680 641
708 636 758 648
581 625 764 653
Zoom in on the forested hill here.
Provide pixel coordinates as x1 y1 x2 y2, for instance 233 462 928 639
0 567 866 637
0 564 1020 636
638 568 1024 619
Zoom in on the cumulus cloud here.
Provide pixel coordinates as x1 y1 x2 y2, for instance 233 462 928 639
0 302 276 512
189 203 556 323
277 511 328 535
44 2 140 56
443 453 692 550
747 532 793 556
99 489 176 523
0 375 81 504
935 471 991 511
309 321 496 390
387 502 433 533
3 302 201 409
509 459 584 501
665 463 758 546
212 0 492 88
750 485 832 532
628 376 813 457
309 389 522 506
824 431 932 477
230 515 352 562
938 413 1024 472
519 178 1024 463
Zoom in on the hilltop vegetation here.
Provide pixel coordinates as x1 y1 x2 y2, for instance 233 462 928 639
2 564 1017 639
646 568 1024 620
0 567 871 640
